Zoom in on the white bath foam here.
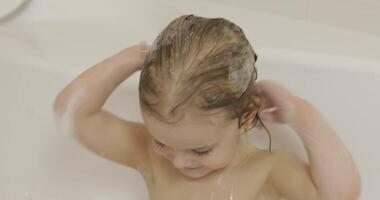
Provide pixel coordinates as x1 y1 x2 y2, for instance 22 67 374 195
260 106 278 113
228 55 255 93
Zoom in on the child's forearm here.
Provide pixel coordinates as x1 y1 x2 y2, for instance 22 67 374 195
290 98 362 200
54 48 138 118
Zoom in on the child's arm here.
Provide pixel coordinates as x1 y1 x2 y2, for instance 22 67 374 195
257 80 362 200
53 42 152 169
54 42 149 118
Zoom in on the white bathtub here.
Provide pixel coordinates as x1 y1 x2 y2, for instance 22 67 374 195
1 0 380 199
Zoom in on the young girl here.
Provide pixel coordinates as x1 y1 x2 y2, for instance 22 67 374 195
53 14 361 200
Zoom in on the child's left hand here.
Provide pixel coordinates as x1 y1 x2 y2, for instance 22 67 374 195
255 80 308 125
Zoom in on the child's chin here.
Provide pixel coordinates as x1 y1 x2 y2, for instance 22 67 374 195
180 168 213 179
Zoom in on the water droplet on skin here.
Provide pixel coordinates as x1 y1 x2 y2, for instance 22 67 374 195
210 191 216 200
229 185 235 200
217 174 224 189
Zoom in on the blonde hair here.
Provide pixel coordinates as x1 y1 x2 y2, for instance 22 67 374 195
139 14 259 128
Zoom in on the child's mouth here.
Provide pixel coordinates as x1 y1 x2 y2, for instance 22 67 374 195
184 167 199 170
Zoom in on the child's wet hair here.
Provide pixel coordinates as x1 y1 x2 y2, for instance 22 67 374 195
139 14 271 152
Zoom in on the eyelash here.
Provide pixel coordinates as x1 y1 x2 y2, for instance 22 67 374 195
154 140 212 156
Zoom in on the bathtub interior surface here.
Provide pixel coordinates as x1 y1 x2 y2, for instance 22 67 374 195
0 0 28 19
1 46 379 199
0 57 149 199
1 1 380 198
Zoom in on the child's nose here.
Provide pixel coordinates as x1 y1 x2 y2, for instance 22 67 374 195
172 153 195 169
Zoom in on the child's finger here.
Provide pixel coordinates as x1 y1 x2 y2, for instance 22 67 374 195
256 80 294 107
138 40 151 52
255 80 296 123
258 95 275 111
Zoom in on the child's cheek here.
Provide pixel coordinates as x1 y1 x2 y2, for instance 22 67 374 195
153 146 174 160
202 152 231 170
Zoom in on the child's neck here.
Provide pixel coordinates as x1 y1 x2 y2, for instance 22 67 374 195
226 137 258 170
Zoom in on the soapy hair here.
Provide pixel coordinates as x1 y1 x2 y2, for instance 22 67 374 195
138 14 271 151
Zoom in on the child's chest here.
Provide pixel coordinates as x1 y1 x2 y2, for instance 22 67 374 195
142 155 281 200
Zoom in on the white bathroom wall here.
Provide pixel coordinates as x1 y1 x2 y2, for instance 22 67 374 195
206 0 380 37
3 0 380 68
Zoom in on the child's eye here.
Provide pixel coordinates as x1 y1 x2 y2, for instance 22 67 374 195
154 140 166 148
193 149 212 156
154 139 212 156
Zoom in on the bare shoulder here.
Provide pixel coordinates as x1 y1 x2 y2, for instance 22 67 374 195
242 148 307 183
265 148 309 178
270 149 305 164
266 149 320 200
238 147 279 180
244 147 279 167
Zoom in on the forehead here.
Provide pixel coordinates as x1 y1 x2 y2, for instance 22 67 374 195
142 110 234 149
